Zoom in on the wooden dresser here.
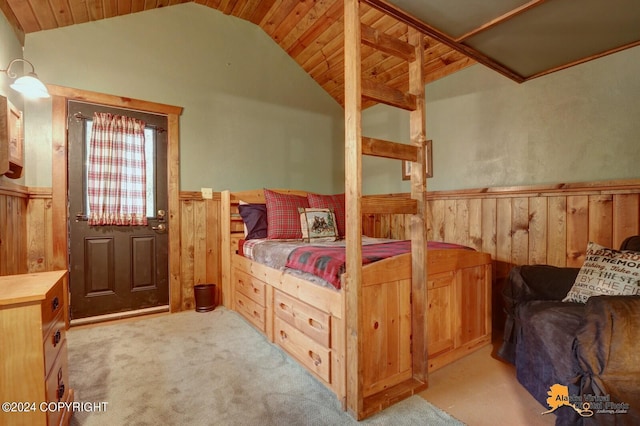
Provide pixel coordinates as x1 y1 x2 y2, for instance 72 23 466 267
0 270 74 426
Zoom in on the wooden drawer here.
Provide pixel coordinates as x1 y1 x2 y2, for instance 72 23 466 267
235 291 266 332
274 290 330 348
41 277 65 338
275 317 331 383
45 340 70 426
43 311 66 375
235 269 266 306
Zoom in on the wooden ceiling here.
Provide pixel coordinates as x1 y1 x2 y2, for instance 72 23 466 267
4 1 636 108
0 0 475 107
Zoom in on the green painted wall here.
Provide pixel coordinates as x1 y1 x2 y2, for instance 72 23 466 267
6 4 639 195
22 4 345 193
363 45 640 193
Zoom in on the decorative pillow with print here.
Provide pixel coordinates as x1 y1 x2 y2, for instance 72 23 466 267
307 193 346 237
298 208 339 242
563 241 640 303
263 189 309 240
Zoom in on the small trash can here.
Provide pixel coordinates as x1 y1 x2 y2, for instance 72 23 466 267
194 283 217 312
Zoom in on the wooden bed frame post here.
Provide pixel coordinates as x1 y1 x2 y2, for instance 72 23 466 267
408 28 429 384
344 0 364 418
343 0 430 419
220 190 232 309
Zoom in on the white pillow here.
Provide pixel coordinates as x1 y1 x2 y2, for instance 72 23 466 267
563 241 640 303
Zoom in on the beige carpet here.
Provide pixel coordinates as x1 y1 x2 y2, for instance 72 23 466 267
67 307 464 425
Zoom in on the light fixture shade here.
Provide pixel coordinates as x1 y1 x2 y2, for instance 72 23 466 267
10 73 50 99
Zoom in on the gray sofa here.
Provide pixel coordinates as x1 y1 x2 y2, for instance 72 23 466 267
499 236 640 425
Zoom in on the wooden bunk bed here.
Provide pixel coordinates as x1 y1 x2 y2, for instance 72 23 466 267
221 191 492 419
220 1 491 420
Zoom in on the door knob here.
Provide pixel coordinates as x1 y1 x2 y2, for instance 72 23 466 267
152 223 166 232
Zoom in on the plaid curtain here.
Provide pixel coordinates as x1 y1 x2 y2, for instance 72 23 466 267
87 112 147 226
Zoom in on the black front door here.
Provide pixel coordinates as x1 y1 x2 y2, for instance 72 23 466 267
67 101 169 319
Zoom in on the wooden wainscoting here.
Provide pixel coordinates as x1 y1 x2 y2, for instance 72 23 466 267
21 187 223 313
17 180 640 315
26 188 54 273
179 192 222 311
0 180 28 275
363 179 640 327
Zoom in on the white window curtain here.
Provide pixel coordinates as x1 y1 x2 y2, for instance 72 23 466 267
87 112 147 226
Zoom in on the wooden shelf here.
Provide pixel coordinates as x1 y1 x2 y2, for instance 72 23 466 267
0 95 24 179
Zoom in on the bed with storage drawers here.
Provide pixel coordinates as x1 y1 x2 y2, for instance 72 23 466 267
221 189 492 415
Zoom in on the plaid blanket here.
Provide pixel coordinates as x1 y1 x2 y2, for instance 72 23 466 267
285 241 409 289
285 240 473 290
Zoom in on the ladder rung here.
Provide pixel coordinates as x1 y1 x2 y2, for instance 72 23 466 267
362 79 417 111
362 137 418 162
362 195 417 215
361 24 416 62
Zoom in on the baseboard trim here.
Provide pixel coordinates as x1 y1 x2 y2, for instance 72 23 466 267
70 305 170 327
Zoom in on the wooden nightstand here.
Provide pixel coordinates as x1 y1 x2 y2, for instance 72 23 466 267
0 270 74 426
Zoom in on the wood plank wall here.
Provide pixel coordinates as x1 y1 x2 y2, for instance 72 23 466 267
25 188 53 273
363 179 640 327
365 180 640 267
0 181 28 275
178 192 221 311
11 180 640 316
9 186 222 313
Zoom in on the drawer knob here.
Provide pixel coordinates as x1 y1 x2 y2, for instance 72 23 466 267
51 296 60 312
52 330 61 347
278 303 289 311
308 351 322 366
308 318 323 330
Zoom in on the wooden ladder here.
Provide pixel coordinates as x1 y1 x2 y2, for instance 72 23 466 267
344 0 429 419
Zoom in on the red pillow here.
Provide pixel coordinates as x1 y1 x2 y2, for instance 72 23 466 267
307 193 346 237
264 189 309 240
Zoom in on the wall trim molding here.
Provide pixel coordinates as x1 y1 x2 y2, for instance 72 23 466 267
0 180 28 197
425 179 640 200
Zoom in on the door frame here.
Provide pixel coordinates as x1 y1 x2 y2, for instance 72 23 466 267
48 84 184 312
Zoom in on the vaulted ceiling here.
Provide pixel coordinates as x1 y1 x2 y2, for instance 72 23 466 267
1 0 638 108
